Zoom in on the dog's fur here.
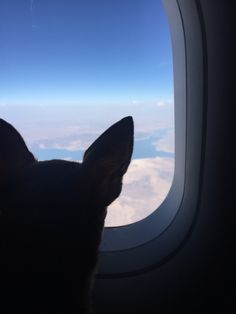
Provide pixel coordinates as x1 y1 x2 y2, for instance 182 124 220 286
0 117 133 313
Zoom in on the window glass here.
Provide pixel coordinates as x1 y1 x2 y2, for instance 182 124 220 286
0 0 174 226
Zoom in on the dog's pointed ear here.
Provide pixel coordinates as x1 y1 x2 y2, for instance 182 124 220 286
0 119 36 179
83 116 134 206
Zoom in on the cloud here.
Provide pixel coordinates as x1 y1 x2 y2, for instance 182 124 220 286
155 98 174 107
37 139 86 152
153 129 174 154
105 156 174 227
52 140 83 152
0 103 175 146
31 132 97 154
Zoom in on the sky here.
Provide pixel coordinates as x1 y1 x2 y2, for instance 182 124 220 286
0 0 173 105
0 0 174 226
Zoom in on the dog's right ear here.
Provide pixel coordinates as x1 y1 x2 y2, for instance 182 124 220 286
83 116 134 207
0 119 36 180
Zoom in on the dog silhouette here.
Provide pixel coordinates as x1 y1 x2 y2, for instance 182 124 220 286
0 117 133 314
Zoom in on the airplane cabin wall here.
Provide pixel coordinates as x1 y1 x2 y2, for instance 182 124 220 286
94 1 234 313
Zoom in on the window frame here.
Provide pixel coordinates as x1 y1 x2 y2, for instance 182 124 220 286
97 0 205 277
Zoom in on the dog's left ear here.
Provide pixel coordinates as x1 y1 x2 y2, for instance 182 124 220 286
83 117 134 206
0 119 36 180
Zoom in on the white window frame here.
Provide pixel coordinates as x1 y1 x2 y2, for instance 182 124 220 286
97 0 205 277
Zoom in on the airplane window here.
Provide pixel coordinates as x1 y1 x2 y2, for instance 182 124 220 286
0 0 174 227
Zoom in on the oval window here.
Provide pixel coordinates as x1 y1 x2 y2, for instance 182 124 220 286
0 0 174 227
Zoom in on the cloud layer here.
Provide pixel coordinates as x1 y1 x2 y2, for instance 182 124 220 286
153 128 174 153
1 104 175 227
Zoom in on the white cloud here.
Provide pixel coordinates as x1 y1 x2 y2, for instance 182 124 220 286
153 129 175 153
38 143 46 149
33 133 94 153
53 140 83 151
157 100 168 107
105 156 174 227
0 103 175 147
37 139 85 152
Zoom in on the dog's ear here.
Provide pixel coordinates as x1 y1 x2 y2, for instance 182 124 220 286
0 119 36 179
83 116 134 206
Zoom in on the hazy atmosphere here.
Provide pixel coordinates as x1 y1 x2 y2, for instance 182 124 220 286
0 0 174 226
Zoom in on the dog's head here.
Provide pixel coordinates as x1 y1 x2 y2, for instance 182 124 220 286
0 117 133 272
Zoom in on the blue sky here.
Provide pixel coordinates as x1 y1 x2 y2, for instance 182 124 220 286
0 0 173 105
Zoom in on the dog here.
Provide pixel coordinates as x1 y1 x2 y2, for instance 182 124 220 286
0 116 133 313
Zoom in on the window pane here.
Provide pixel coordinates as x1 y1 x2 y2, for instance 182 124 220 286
0 0 174 226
